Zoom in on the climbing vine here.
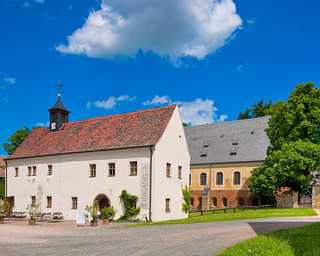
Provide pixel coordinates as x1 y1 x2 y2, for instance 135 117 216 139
119 190 141 220
181 185 190 214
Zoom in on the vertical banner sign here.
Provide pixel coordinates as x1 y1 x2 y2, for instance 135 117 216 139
140 163 150 210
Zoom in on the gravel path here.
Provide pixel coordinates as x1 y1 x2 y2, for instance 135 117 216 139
1 216 320 256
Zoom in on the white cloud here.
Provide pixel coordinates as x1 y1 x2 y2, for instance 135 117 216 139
218 114 228 122
87 95 135 110
36 122 49 127
56 0 242 63
35 0 45 3
143 95 172 105
236 63 249 71
21 1 31 8
143 95 228 125
4 77 16 84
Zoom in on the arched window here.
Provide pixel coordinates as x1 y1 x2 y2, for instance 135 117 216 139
222 197 228 207
216 172 223 185
233 171 241 185
212 197 217 207
190 197 194 206
200 172 207 186
237 197 245 207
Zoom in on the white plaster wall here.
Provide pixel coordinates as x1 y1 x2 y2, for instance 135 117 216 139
6 148 150 220
152 106 190 221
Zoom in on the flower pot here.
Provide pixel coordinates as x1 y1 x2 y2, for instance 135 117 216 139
0 217 4 224
91 220 98 226
103 219 110 225
29 219 36 226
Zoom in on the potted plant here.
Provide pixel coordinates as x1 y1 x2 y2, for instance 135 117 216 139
101 206 116 224
26 202 40 226
0 201 11 224
85 204 99 226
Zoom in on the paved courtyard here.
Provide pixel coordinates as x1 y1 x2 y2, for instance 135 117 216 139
1 216 320 256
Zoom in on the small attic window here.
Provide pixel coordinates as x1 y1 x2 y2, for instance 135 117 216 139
232 142 238 146
203 141 209 147
230 152 237 156
251 131 254 134
201 154 207 157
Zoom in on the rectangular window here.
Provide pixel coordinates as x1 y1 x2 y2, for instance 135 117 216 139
47 196 52 208
72 197 77 209
48 165 52 176
28 166 31 176
166 163 171 177
178 166 182 179
89 164 96 177
31 196 36 207
32 166 36 176
15 167 19 177
130 161 137 176
189 174 192 186
108 163 115 177
165 198 170 212
130 200 137 210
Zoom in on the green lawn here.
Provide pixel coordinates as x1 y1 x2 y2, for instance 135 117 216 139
218 222 320 256
129 207 316 227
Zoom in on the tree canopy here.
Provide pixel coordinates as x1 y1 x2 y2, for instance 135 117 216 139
238 99 273 120
1 126 32 155
250 82 320 197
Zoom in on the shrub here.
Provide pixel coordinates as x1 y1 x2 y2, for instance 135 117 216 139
119 190 140 220
101 206 116 220
85 204 99 221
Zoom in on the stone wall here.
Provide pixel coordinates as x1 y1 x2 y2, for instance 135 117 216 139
276 192 299 208
312 185 320 208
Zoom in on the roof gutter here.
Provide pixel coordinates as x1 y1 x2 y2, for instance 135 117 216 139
149 146 154 222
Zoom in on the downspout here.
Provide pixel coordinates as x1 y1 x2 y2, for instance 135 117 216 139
149 146 153 222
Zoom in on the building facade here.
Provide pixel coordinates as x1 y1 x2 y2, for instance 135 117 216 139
5 97 190 221
184 116 269 209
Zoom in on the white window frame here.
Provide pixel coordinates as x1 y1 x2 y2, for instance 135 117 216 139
232 170 242 186
166 162 172 178
107 161 116 177
128 160 138 177
46 195 53 208
215 171 224 186
199 171 207 187
47 165 53 176
14 167 19 177
71 196 78 210
178 166 182 180
88 163 97 178
165 198 171 213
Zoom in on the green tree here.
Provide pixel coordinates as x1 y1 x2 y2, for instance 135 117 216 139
238 99 273 120
181 185 190 214
250 82 320 197
2 126 31 155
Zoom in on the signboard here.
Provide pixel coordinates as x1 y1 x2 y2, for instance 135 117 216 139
140 163 150 209
76 212 86 227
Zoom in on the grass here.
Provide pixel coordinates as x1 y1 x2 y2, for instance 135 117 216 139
128 207 316 227
217 222 320 256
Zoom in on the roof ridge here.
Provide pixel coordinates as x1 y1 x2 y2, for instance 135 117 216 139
184 115 270 129
64 104 177 126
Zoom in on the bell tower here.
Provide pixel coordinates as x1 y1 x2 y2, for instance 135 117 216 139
48 82 70 131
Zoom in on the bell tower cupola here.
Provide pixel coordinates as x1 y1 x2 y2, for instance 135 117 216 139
48 83 70 131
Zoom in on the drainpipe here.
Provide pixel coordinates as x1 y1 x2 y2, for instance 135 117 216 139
149 146 153 222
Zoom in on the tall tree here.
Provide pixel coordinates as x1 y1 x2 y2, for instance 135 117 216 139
250 82 320 197
2 126 31 155
238 99 273 120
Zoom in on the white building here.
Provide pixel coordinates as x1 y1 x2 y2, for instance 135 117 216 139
5 96 190 221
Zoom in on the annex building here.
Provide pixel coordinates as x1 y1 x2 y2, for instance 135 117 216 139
5 96 190 221
184 116 269 210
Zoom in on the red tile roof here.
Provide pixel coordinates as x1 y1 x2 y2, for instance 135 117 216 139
8 105 177 160
0 156 5 177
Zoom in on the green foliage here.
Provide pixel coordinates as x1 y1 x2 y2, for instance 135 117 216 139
218 223 320 256
250 82 320 197
2 126 31 155
26 202 40 220
101 206 116 220
0 200 12 216
119 190 140 220
181 185 190 213
85 204 99 220
183 123 191 127
238 99 273 120
0 178 5 199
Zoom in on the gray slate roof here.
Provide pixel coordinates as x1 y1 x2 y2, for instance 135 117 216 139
184 116 270 165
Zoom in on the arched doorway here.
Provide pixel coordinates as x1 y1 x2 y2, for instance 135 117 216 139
93 194 111 216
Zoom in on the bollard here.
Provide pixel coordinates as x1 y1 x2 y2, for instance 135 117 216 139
212 210 215 214
224 209 226 214
234 208 236 213
201 211 203 216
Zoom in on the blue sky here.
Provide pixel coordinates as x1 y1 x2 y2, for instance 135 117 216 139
0 0 319 156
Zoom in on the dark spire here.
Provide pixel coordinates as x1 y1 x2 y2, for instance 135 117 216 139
49 94 70 131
